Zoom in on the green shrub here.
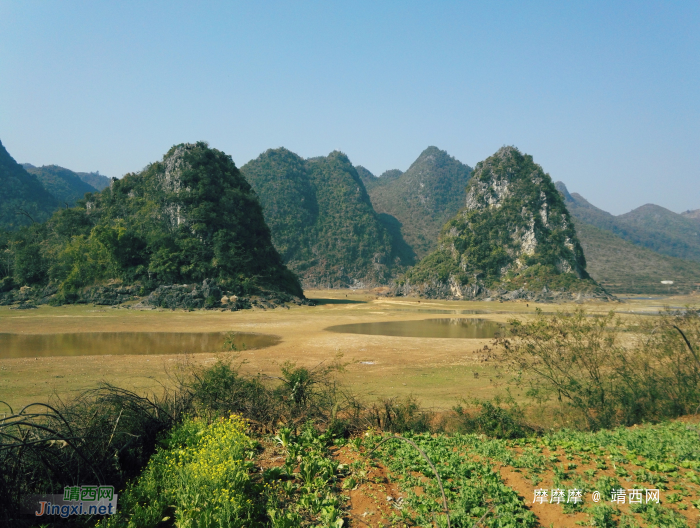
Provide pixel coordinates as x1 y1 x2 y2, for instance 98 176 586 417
453 398 535 439
500 308 700 429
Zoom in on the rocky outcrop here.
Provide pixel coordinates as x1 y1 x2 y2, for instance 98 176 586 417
0 280 314 310
0 283 138 306
396 147 614 302
138 282 312 310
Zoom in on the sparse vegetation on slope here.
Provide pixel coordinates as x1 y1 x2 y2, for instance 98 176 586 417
557 182 700 263
618 204 700 262
574 221 700 294
363 146 473 259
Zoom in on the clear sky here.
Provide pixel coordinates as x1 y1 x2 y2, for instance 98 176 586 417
1 1 698 215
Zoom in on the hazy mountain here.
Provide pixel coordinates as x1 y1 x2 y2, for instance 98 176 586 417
362 146 473 259
354 165 380 191
75 171 111 191
0 140 58 230
682 209 700 221
1 142 302 303
242 148 409 288
398 147 606 301
357 166 404 192
22 164 97 206
575 222 700 295
617 204 700 261
555 182 700 262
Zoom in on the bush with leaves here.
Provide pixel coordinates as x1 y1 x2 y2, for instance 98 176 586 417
499 307 700 430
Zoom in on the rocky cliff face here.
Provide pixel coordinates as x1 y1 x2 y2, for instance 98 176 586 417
396 147 611 302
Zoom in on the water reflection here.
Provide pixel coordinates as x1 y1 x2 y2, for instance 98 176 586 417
325 318 505 338
0 332 280 359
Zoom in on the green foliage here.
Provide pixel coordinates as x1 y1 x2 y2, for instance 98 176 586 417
1 142 302 300
366 396 434 433
368 431 538 527
403 146 599 295
0 139 58 230
242 148 404 287
264 424 346 527
23 164 97 206
363 146 473 259
501 308 700 429
100 415 262 528
453 397 534 439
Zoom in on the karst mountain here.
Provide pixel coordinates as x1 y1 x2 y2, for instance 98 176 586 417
241 148 411 288
0 142 303 307
396 146 607 301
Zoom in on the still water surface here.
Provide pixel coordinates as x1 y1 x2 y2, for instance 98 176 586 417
325 318 505 338
0 332 280 359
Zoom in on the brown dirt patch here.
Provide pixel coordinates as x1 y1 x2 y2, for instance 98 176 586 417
334 445 411 527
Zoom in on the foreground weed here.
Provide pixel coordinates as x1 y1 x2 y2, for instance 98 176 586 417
101 415 260 528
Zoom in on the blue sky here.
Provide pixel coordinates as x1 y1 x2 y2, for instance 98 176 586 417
1 1 698 214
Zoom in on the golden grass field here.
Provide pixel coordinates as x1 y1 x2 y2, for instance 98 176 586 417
1 290 698 414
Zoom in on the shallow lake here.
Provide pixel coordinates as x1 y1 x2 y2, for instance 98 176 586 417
0 332 280 359
325 318 505 338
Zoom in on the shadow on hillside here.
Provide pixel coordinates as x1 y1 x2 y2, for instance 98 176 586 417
378 213 416 266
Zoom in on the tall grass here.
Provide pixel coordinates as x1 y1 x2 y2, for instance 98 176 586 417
0 385 184 526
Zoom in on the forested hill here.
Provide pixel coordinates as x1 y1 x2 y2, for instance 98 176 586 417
0 142 302 306
555 182 700 263
242 148 410 288
22 164 97 206
361 146 473 259
0 140 58 230
398 146 608 301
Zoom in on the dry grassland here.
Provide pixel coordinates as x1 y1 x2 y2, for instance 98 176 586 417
1 290 698 413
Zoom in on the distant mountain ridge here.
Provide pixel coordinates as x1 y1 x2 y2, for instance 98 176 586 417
242 148 410 288
75 171 111 191
22 164 97 206
361 146 473 259
0 140 58 230
555 182 700 263
574 221 700 295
